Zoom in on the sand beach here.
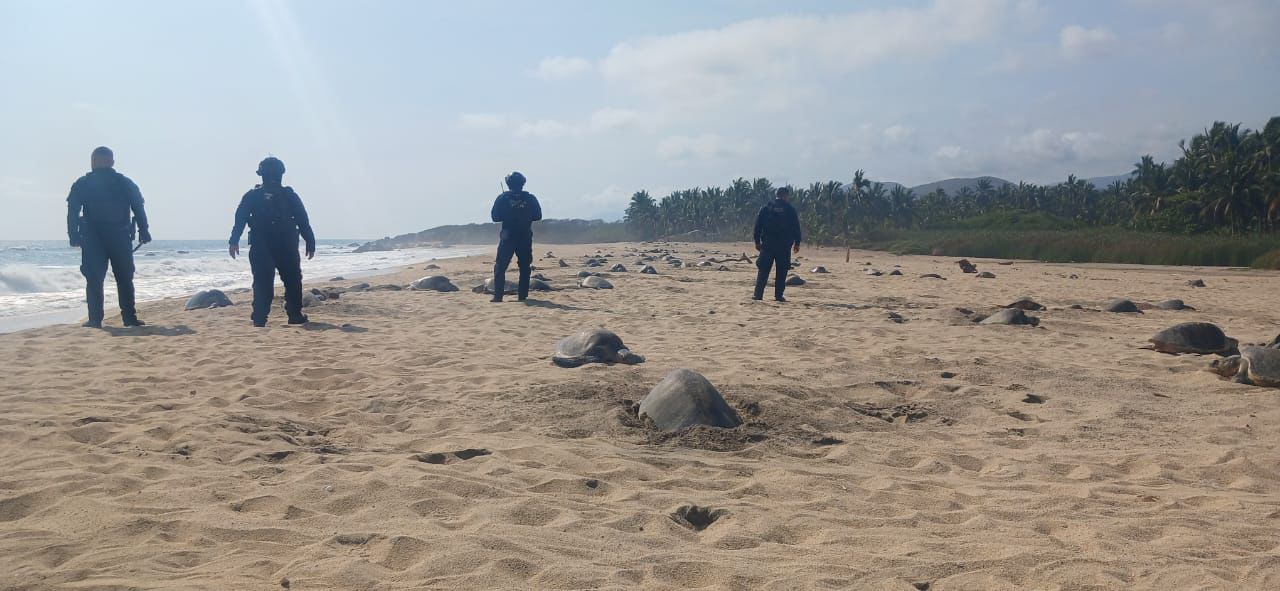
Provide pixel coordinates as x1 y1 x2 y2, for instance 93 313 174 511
2 243 1279 590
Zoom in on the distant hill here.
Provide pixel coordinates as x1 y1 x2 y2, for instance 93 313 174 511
354 218 630 251
909 176 1012 196
1082 172 1135 188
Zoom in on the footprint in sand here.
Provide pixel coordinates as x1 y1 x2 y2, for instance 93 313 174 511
411 448 491 465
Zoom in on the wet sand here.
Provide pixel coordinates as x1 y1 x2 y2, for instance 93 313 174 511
2 243 1279 590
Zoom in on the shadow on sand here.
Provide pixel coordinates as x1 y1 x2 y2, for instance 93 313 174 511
303 322 369 333
521 299 592 312
103 325 197 337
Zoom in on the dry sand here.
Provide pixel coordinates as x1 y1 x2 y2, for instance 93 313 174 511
2 243 1279 590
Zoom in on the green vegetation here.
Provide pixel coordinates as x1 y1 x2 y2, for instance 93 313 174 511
623 117 1280 267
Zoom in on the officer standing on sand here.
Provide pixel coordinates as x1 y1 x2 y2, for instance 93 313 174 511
66 146 152 328
228 157 316 327
752 187 803 302
489 172 542 302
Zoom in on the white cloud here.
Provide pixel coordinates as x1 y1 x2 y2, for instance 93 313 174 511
588 108 642 133
657 134 749 161
515 119 575 139
1059 25 1117 60
594 0 1025 108
458 113 507 129
1009 128 1107 162
531 56 593 80
582 185 632 208
883 125 914 145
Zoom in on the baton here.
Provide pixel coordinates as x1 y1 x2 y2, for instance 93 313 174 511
133 241 144 253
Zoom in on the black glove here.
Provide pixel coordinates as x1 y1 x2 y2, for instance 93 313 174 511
138 228 153 244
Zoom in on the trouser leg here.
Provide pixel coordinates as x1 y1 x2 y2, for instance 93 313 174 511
492 241 515 299
774 248 792 299
249 246 277 324
104 234 138 321
80 235 109 323
753 249 776 299
515 241 533 300
276 245 304 320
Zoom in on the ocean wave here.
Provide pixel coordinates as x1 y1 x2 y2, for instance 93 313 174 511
0 265 83 295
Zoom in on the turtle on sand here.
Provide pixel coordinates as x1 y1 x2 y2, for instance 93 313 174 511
785 275 805 286
577 271 600 278
1149 322 1238 355
865 269 883 277
638 369 742 432
558 260 570 268
696 261 713 267
580 276 614 289
301 292 324 308
976 271 996 279
185 289 233 310
1004 297 1045 311
1207 346 1280 387
410 276 459 292
919 273 945 280
610 264 627 272
717 265 730 271
640 265 658 275
811 266 829 274
958 259 978 273
1104 299 1141 313
978 308 1040 326
888 269 903 276
551 328 646 368
1156 299 1195 311
1186 279 1206 287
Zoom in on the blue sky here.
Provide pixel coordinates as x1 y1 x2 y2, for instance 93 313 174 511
1 0 1277 240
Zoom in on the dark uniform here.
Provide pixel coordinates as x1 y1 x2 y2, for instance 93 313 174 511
490 181 542 301
67 168 151 326
229 181 315 326
752 197 803 301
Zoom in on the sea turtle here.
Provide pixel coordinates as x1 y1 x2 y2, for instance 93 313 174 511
811 266 829 274
919 273 945 279
1207 346 1280 387
410 276 459 292
640 265 658 275
717 265 730 271
1104 299 1141 313
1149 322 1238 355
1186 279 1206 287
1156 299 1194 311
580 276 614 289
551 328 646 368
697 261 712 267
185 289 233 310
558 260 570 268
1005 297 1045 311
785 275 805 286
577 270 599 278
888 269 903 276
958 259 978 273
638 369 743 432
301 292 324 308
976 271 996 279
610 264 628 272
979 308 1039 326
865 269 883 277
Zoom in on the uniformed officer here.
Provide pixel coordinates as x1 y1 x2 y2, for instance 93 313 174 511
66 146 152 328
228 157 316 326
752 187 803 302
489 172 543 302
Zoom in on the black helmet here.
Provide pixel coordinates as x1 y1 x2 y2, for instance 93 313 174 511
505 171 526 190
257 157 286 176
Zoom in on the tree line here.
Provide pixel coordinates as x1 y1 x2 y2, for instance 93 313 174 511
624 117 1280 243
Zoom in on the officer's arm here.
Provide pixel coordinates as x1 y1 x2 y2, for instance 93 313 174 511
291 192 317 251
530 195 543 222
790 206 803 247
126 179 149 232
229 193 251 245
752 207 766 245
66 181 84 246
490 196 506 223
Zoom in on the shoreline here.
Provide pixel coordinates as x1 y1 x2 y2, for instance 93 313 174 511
0 246 488 334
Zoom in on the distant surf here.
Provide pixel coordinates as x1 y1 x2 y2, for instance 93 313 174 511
0 240 484 332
